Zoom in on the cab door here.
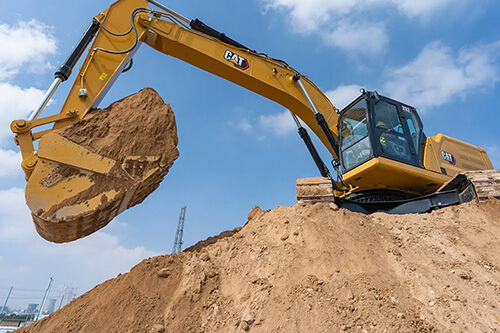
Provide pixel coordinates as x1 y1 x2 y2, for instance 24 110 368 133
398 102 426 167
369 96 423 168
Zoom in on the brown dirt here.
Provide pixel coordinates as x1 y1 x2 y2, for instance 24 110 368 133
17 199 500 333
59 88 178 163
29 88 179 243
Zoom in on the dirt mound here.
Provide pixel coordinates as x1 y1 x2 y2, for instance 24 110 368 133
17 200 500 332
28 88 179 243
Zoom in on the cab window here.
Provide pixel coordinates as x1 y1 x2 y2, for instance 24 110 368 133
341 99 372 171
405 112 421 154
374 101 403 134
373 100 411 162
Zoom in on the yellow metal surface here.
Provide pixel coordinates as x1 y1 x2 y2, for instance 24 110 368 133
54 189 120 220
26 144 169 243
343 157 451 196
26 159 96 221
14 0 340 182
37 133 116 174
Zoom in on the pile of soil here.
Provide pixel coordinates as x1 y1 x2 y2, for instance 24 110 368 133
58 88 178 163
29 88 179 243
18 199 500 332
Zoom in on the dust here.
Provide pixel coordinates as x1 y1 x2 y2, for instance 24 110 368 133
17 199 500 332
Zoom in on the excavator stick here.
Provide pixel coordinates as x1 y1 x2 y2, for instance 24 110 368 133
10 0 181 243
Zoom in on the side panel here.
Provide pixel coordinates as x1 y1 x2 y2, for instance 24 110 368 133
343 157 450 196
424 134 493 177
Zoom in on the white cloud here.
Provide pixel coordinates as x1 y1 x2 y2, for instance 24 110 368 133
0 17 157 308
0 19 58 147
259 110 297 136
228 118 253 133
261 0 457 32
0 82 46 146
394 0 454 17
324 20 388 54
325 84 364 110
261 0 462 54
0 187 158 301
383 41 500 111
0 20 57 80
40 232 158 284
262 0 357 32
0 188 33 240
0 149 22 178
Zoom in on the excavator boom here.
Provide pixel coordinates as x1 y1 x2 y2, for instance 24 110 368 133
11 0 343 243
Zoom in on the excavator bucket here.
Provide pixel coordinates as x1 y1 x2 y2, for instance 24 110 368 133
25 88 179 243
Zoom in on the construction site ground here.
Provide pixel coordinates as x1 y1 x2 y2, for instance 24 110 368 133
16 199 500 333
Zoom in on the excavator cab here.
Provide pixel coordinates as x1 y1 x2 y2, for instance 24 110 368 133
339 91 425 174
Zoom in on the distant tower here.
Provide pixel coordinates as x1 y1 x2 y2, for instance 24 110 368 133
172 207 187 254
43 299 57 315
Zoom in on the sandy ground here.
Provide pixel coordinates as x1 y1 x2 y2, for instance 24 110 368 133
16 199 500 333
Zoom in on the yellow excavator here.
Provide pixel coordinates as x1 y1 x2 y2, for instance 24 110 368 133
10 0 499 243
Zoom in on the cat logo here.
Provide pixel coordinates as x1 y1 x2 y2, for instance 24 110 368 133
441 151 456 165
224 50 249 71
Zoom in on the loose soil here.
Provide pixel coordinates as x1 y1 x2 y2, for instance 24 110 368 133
17 199 500 332
59 88 178 163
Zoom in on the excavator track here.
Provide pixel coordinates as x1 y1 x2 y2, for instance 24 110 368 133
296 177 335 203
463 170 500 201
297 170 500 214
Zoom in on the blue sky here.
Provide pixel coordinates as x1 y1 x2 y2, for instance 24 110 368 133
0 0 499 308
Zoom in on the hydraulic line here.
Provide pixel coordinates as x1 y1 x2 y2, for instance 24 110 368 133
292 74 340 159
291 74 351 192
29 19 100 120
93 8 150 55
55 19 100 82
290 112 331 178
147 0 190 24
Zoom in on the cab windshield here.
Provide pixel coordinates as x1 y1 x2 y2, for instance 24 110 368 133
341 99 372 171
